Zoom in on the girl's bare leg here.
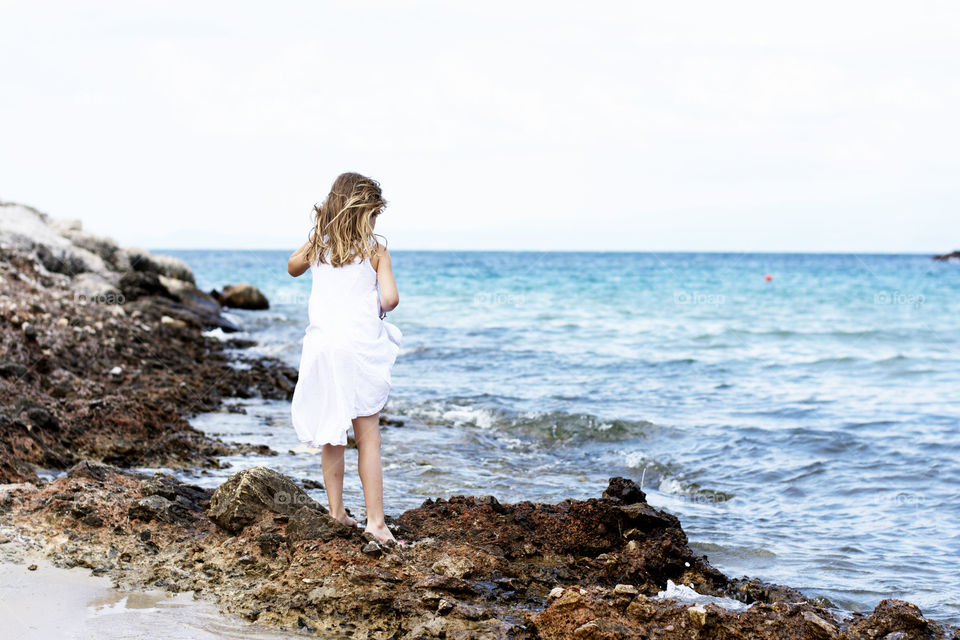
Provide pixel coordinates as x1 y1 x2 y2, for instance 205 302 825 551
320 443 357 527
353 412 398 543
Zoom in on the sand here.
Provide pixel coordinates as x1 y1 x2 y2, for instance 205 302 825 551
0 556 294 640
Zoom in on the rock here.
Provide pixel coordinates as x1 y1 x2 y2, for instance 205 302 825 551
845 599 942 639
126 247 195 284
214 283 269 310
128 494 201 527
118 271 175 302
803 610 839 639
430 554 475 579
0 203 110 276
15 400 59 432
160 315 188 329
572 620 601 639
50 219 130 271
286 506 358 546
157 275 238 332
361 541 383 557
207 466 325 534
932 250 960 261
67 460 148 483
139 474 211 511
0 361 29 379
613 583 639 596
71 272 123 305
554 588 584 609
437 598 454 613
413 573 477 595
109 366 122 376
602 476 646 504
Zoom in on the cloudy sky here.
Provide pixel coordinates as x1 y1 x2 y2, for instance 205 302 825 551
2 1 958 252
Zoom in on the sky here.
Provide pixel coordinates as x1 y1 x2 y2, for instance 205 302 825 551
1 1 958 252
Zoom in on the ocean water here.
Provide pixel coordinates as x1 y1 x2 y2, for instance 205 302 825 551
161 249 959 625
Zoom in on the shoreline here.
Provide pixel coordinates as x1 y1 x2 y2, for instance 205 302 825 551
3 462 955 639
1 202 957 638
0 201 297 485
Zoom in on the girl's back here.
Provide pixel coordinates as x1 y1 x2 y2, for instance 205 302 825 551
307 247 381 335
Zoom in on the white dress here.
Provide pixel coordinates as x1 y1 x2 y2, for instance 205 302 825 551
290 246 402 447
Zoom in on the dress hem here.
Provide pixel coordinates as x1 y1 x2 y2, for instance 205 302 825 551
294 395 390 449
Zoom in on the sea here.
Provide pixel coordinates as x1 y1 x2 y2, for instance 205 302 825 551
158 249 960 626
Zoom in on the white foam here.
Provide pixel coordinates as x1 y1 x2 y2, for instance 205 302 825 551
623 451 654 469
654 579 752 612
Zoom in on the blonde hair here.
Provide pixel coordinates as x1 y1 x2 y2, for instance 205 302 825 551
305 172 388 267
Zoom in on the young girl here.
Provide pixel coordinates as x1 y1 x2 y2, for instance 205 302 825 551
287 172 403 546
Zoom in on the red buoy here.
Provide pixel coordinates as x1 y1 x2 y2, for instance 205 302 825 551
764 274 772 281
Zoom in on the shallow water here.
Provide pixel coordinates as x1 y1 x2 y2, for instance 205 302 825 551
0 556 296 639
153 250 960 625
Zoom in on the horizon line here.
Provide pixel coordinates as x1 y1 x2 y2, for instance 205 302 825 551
150 247 952 256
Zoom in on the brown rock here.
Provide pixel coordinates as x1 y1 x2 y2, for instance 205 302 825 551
214 283 269 310
208 466 324 534
285 506 358 546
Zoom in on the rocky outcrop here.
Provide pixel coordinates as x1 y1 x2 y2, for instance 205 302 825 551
0 202 236 332
208 466 326 534
0 202 297 484
211 283 270 310
1 465 955 640
933 250 960 261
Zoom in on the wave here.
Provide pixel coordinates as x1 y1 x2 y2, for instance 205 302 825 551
390 397 657 444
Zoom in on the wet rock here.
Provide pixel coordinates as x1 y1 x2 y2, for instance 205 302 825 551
212 283 269 310
286 506 358 546
846 599 947 640
723 575 811 605
602 476 646 504
803 610 839 638
208 466 325 534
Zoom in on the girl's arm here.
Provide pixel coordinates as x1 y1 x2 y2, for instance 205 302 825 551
287 240 311 277
376 246 399 312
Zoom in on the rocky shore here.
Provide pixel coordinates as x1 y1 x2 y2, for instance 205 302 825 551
0 201 297 484
1 463 955 639
1 202 957 639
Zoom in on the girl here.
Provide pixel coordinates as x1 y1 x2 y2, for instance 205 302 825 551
287 172 404 546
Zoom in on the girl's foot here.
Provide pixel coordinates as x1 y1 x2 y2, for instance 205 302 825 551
333 512 359 528
365 523 406 547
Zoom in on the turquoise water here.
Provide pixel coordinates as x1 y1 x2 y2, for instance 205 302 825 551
162 249 960 625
